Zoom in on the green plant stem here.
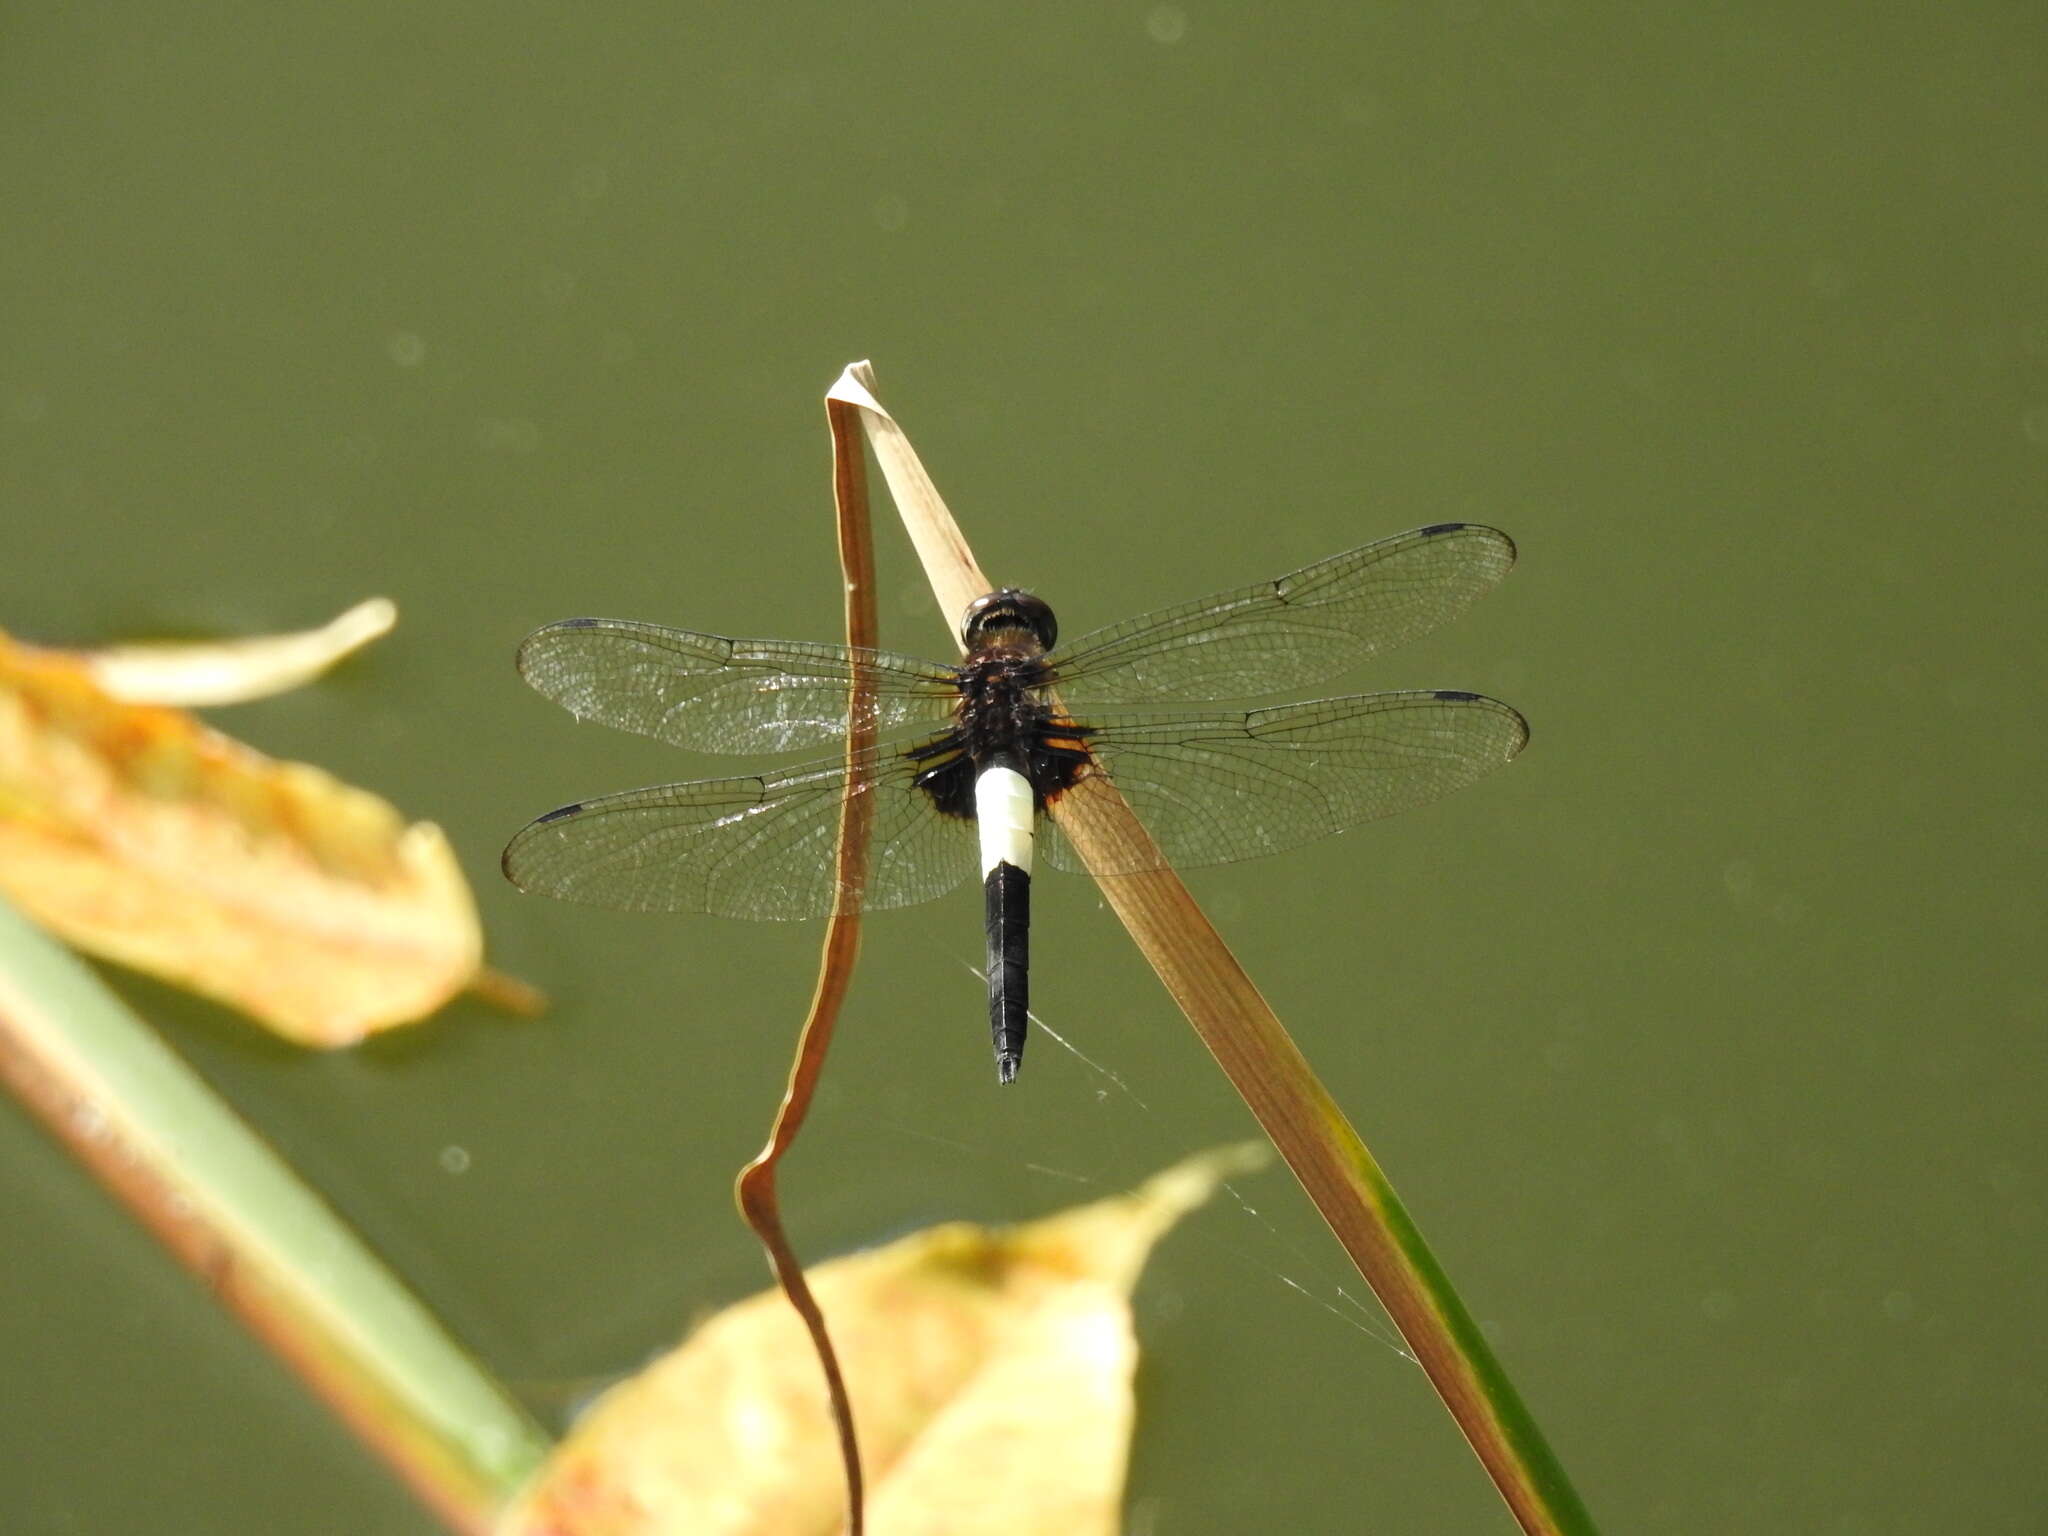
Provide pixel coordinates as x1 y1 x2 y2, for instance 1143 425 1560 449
0 894 551 1533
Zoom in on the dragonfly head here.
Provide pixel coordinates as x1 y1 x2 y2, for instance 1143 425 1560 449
960 588 1058 654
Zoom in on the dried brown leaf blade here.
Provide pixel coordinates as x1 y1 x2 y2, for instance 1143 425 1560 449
729 379 887 1534
826 363 1598 1536
501 1145 1263 1536
0 632 481 1045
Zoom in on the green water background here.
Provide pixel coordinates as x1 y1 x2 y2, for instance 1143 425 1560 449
3 6 2043 1532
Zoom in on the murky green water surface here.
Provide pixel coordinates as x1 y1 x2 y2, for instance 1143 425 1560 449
3 6 2044 1531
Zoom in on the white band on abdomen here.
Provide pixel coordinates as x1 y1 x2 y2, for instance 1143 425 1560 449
975 765 1036 876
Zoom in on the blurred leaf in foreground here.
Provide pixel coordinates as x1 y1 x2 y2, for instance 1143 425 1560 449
0 621 482 1045
84 596 397 706
502 1143 1267 1536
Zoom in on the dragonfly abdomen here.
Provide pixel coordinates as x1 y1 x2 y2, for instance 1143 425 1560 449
976 762 1035 1083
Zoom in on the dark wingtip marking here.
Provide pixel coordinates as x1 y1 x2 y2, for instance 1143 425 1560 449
996 1052 1020 1085
535 802 585 824
516 617 599 675
1433 689 1482 702
1418 521 1468 536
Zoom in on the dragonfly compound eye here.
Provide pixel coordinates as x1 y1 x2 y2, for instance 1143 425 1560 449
960 588 1058 651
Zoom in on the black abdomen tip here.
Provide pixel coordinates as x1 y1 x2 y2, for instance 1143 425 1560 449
996 1052 1020 1085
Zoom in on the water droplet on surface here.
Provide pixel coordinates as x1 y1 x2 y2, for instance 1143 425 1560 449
538 265 578 304
1722 860 1757 901
1146 4 1188 43
475 418 540 454
1806 257 1850 299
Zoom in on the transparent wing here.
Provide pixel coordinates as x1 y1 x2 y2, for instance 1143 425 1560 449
502 742 976 919
1041 691 1528 877
516 619 961 754
1048 523 1516 705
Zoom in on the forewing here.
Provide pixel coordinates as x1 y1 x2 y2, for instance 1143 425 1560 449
502 743 977 919
1048 523 1516 705
1041 691 1528 877
516 619 960 754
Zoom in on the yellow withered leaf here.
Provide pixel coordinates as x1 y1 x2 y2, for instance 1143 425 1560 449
0 631 481 1045
500 1144 1267 1536
84 597 398 706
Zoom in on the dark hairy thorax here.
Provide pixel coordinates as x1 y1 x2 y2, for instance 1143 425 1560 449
907 633 1094 821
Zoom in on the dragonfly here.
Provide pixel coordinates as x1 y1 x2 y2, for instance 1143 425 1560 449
503 522 1528 1083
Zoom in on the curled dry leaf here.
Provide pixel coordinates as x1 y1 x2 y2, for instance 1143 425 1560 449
0 631 481 1046
500 1144 1269 1536
84 597 399 706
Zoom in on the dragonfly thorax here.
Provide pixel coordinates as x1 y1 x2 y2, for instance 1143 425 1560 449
954 652 1058 769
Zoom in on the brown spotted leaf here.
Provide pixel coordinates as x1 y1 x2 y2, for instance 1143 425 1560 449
0 630 481 1045
500 1144 1266 1536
